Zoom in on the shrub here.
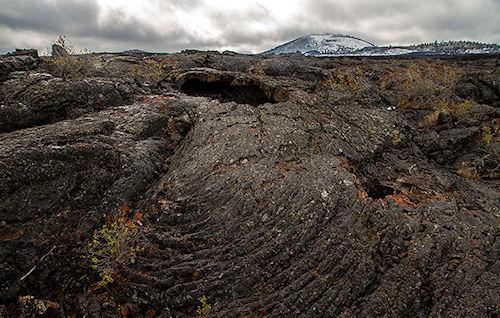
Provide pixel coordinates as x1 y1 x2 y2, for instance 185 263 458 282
453 99 473 117
47 35 95 79
424 98 474 126
423 110 442 126
130 58 168 83
196 296 212 318
52 35 75 55
457 161 481 180
50 55 95 79
86 204 144 286
396 98 415 109
482 125 499 144
327 68 365 92
382 63 464 108
391 129 402 145
330 73 358 92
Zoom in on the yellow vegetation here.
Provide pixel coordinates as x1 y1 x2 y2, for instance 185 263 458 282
457 161 481 180
327 68 365 92
391 129 402 145
196 296 212 318
482 125 500 144
48 35 95 79
453 99 473 117
424 98 473 126
381 63 464 108
131 58 169 83
86 204 144 286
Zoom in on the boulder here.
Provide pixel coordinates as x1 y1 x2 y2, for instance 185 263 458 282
12 49 39 59
0 55 37 82
51 44 68 57
0 72 143 133
0 99 194 306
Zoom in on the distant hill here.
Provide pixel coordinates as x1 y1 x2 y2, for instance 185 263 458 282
262 34 375 55
263 34 500 56
121 49 150 55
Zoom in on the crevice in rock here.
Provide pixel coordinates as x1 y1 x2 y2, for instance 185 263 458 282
180 77 276 105
364 178 395 199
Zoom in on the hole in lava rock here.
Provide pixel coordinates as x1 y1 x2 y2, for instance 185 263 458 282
366 179 395 199
180 78 276 106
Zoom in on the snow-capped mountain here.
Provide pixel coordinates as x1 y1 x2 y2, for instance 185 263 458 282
263 35 500 57
262 34 375 56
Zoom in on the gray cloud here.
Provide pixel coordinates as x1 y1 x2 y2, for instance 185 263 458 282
0 0 100 34
0 0 173 45
0 0 498 54
302 0 500 45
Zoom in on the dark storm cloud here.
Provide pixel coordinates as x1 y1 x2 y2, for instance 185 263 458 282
0 0 229 53
0 0 171 44
0 0 498 54
0 0 100 33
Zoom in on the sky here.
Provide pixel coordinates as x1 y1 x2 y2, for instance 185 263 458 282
0 0 499 54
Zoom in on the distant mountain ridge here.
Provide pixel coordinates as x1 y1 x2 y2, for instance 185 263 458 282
122 49 150 55
263 34 500 56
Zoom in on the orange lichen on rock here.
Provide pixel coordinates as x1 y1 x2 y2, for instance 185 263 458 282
384 194 419 208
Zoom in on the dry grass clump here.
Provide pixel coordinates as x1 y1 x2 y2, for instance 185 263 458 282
130 58 170 83
327 67 367 92
423 98 474 126
380 62 464 108
50 54 96 79
86 204 145 286
482 124 500 144
196 296 212 318
457 150 499 180
329 71 359 92
454 99 473 117
391 129 402 145
457 161 481 180
47 35 96 79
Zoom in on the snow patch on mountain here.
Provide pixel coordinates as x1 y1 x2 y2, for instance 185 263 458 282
262 34 375 55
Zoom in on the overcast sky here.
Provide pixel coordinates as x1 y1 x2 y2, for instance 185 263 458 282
0 0 498 54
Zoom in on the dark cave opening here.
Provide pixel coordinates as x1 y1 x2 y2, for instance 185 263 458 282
180 78 276 106
366 179 395 199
